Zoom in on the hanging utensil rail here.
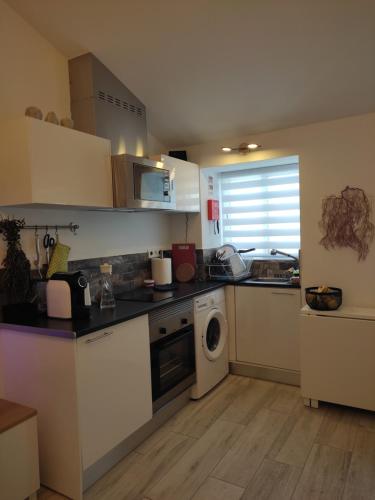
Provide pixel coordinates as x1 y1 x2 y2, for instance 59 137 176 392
22 222 79 234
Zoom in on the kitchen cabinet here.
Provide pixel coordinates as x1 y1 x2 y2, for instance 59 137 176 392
235 286 300 371
0 116 113 208
76 318 152 469
301 306 375 411
0 315 152 499
153 154 200 212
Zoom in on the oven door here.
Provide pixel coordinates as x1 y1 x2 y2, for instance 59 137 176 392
150 325 196 412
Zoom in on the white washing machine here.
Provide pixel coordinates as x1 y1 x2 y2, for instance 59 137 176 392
191 288 229 399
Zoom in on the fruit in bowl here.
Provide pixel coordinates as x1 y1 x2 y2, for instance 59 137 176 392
305 286 342 311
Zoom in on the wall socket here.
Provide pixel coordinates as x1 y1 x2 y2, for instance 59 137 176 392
147 249 162 259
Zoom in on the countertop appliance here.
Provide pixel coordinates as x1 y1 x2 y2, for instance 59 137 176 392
112 154 176 210
149 299 196 412
191 288 229 399
46 271 90 319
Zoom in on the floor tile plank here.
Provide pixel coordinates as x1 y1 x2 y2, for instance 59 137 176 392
293 444 351 500
272 407 324 467
343 428 375 500
267 384 302 415
220 378 277 425
242 458 302 500
315 405 358 451
85 433 194 500
212 408 288 487
165 374 247 438
191 477 244 500
146 419 245 500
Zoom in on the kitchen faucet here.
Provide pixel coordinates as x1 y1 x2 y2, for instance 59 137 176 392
270 249 299 265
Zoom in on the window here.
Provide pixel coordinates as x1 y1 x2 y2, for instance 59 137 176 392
220 162 300 257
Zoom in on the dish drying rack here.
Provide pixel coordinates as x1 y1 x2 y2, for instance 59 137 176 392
208 263 250 282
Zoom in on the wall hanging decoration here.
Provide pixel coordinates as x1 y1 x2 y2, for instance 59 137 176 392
319 186 374 260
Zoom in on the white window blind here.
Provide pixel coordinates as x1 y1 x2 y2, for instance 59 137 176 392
220 163 300 257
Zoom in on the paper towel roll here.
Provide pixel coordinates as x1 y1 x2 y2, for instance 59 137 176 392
151 257 172 285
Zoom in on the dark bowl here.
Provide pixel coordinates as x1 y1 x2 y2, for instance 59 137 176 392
305 287 342 311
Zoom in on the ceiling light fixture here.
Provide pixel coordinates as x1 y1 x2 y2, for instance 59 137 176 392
221 142 261 154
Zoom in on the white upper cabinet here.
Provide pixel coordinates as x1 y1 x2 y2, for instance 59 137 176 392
154 154 200 212
0 117 113 208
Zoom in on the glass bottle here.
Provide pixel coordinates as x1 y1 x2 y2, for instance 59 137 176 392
100 263 116 309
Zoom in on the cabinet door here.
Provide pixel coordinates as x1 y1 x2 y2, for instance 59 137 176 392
235 287 268 364
159 155 200 212
0 117 113 208
262 289 300 370
76 315 152 469
236 287 300 370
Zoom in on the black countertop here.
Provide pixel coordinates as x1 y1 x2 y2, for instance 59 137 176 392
0 279 300 339
0 281 225 339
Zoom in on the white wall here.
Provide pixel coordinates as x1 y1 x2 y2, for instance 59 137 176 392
181 112 375 307
0 1 171 395
0 0 171 268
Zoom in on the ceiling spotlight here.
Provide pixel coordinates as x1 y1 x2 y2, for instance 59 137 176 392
221 142 262 154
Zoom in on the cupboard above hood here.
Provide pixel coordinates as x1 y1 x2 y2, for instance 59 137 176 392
69 53 148 157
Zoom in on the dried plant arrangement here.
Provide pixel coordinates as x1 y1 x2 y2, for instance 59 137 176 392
0 217 32 304
319 186 374 261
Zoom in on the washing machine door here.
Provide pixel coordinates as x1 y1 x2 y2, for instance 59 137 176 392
202 308 228 361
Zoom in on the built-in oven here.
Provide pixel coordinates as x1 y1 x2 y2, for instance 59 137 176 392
112 153 176 210
149 299 196 413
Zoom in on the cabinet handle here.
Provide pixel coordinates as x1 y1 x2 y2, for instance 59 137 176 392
271 291 296 296
85 331 114 343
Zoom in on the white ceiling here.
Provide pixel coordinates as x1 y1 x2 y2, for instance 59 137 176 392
6 0 375 147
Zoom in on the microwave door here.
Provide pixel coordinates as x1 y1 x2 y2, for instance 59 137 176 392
134 164 171 206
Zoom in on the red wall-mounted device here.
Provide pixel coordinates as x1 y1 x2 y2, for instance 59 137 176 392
207 199 220 220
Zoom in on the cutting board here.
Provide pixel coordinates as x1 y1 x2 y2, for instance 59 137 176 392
172 243 196 282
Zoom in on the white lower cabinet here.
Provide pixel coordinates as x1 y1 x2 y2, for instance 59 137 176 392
235 287 300 371
77 315 153 469
0 314 152 499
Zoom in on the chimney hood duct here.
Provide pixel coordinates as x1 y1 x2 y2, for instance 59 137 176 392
68 53 148 156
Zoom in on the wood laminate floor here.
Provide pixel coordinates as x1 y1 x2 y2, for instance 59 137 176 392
38 375 375 500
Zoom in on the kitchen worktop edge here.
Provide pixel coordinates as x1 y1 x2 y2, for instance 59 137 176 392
0 281 225 338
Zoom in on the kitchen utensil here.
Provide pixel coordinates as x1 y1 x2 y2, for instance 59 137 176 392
175 262 195 282
100 263 116 309
172 243 196 282
46 241 70 278
43 231 55 265
34 227 42 279
305 286 342 311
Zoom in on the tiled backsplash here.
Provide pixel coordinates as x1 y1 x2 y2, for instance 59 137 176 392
69 253 151 302
68 249 219 300
68 248 219 302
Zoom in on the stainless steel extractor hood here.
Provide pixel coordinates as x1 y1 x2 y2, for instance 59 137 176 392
69 53 148 156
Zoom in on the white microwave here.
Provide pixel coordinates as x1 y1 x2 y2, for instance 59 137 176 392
112 154 176 210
